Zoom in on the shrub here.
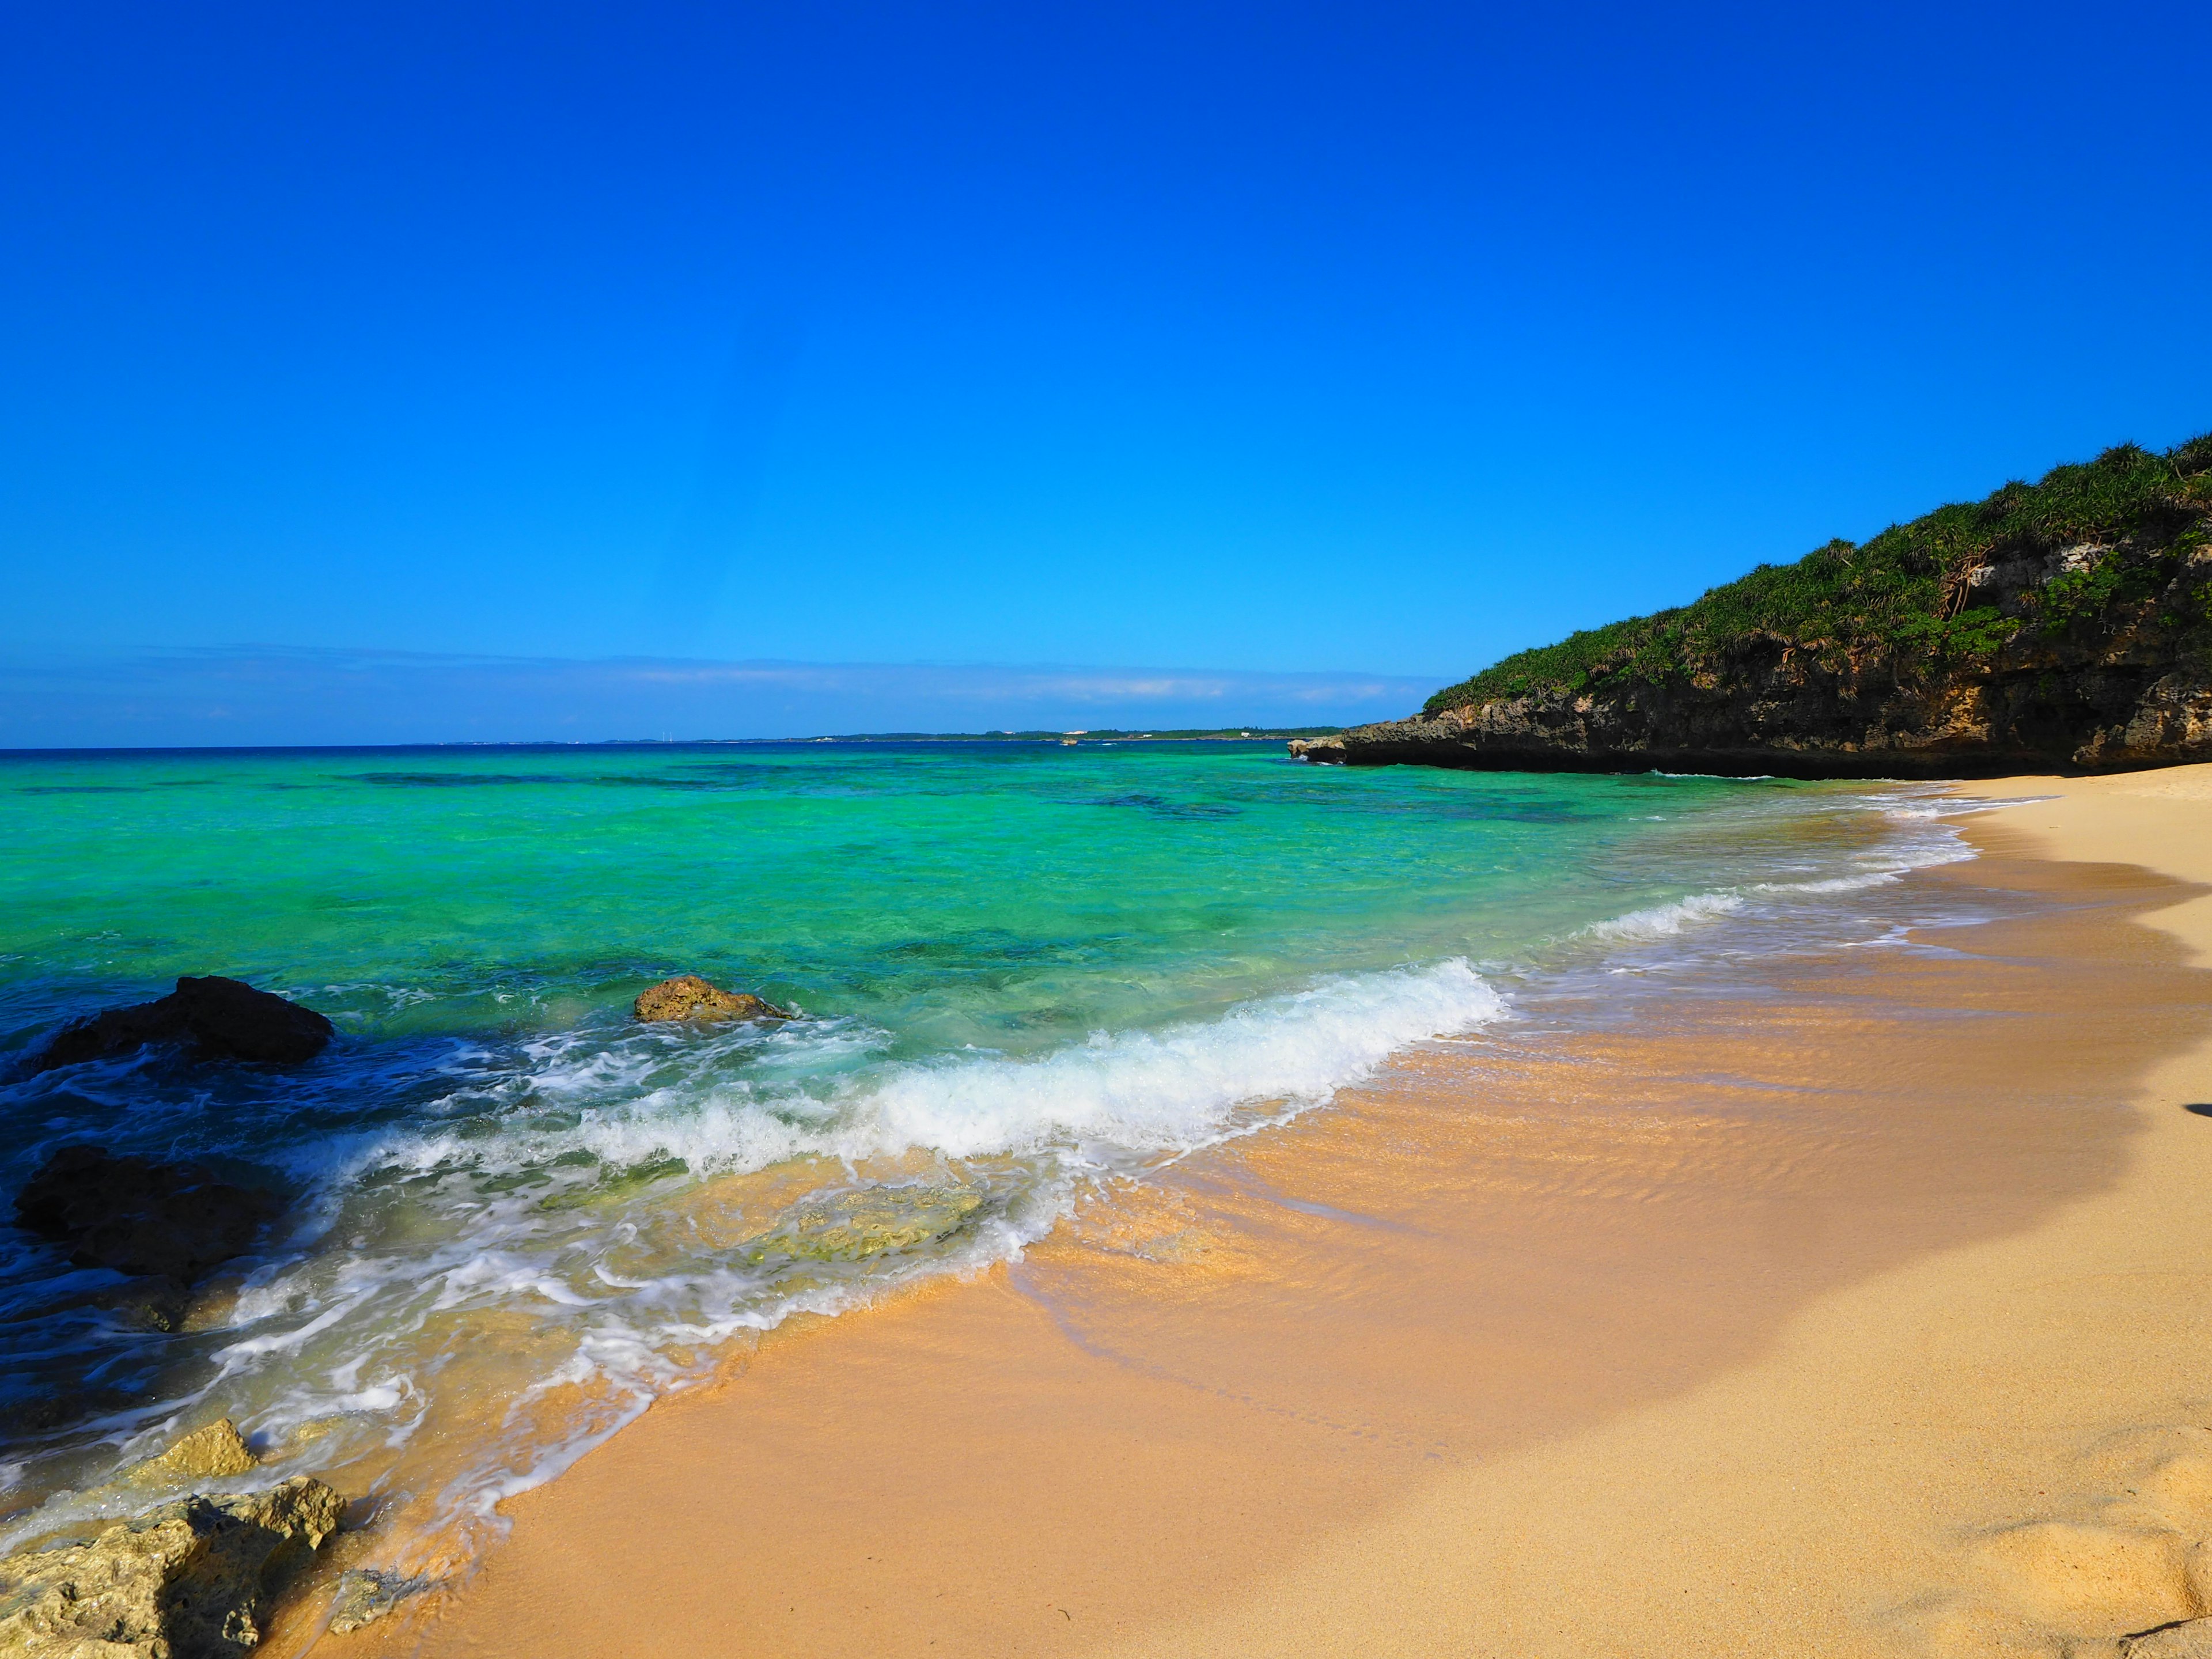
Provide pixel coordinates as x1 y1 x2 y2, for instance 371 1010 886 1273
1423 434 2212 715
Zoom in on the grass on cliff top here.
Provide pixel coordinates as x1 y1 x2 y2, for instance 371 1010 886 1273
1424 431 2212 715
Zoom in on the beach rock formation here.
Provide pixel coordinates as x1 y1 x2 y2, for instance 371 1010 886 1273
131 1419 259 1485
30 976 335 1075
0 1476 343 1659
326 1566 434 1634
633 975 791 1023
1294 436 2212 778
14 1146 283 1285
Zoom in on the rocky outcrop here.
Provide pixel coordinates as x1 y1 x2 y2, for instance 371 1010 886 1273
1296 527 2212 779
30 977 334 1075
14 1146 283 1287
633 975 791 1023
131 1421 259 1486
325 1566 434 1634
0 1477 343 1659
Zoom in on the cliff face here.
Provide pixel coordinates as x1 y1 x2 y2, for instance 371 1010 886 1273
1297 444 2212 778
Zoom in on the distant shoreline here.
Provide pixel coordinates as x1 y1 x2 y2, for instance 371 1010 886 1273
783 727 1346 743
0 731 1347 759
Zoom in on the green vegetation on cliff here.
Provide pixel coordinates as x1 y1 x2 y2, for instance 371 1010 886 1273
1425 434 2212 716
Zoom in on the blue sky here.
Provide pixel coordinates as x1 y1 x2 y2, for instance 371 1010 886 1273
0 648 1438 747
3 1 2207 742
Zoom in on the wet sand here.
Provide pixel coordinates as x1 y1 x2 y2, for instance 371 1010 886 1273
340 766 2212 1659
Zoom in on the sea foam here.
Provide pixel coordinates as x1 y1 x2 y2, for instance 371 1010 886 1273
854 957 1509 1162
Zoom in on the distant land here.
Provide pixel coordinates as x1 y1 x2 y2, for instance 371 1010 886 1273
1297 433 2212 777
792 726 1344 743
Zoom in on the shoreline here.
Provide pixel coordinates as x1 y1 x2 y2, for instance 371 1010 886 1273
327 766 2212 1659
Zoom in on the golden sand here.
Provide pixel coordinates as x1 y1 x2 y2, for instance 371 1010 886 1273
334 765 2212 1659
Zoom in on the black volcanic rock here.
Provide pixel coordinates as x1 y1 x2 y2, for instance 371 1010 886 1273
31 976 334 1074
14 1146 283 1284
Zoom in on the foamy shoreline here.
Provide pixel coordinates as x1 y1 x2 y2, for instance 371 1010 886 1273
318 764 2212 1659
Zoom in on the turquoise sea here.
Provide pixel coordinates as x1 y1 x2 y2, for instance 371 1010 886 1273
0 741 1991 1575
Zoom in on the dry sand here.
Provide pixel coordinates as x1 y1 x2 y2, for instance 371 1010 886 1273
340 765 2212 1659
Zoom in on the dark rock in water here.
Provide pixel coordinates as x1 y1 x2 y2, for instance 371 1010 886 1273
91 1275 196 1333
160 975 335 1063
633 974 792 1023
14 1146 282 1284
31 976 334 1075
0 1476 343 1659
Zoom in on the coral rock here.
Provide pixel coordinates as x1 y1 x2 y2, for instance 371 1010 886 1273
632 975 791 1024
132 1420 259 1484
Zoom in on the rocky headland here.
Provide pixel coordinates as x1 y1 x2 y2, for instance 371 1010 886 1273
1294 435 2212 777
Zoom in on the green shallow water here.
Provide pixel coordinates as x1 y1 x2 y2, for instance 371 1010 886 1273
0 741 1971 1582
3 740 1876 1050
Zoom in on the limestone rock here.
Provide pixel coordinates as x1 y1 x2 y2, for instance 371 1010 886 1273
32 977 334 1075
14 1146 283 1285
325 1567 433 1635
0 1477 343 1659
632 975 791 1024
132 1421 257 1484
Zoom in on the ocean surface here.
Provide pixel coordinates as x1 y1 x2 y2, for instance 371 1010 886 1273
0 740 2001 1579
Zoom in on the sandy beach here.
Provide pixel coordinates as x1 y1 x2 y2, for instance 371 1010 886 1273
327 764 2212 1659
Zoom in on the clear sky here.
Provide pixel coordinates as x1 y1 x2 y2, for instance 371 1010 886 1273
3 1 2208 742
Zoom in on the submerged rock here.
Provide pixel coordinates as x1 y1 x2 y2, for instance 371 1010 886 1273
0 1476 343 1659
132 1419 259 1484
325 1566 434 1635
88 1275 196 1334
14 1146 283 1284
31 976 334 1075
633 975 791 1024
744 1185 984 1265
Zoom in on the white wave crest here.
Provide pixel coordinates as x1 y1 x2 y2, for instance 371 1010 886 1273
1582 891 1747 941
351 960 1509 1184
854 957 1508 1161
1755 872 1902 896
